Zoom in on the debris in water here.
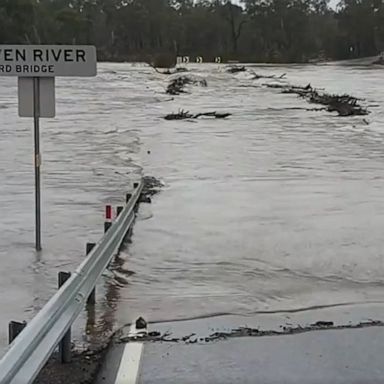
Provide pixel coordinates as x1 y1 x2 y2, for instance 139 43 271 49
311 321 334 327
139 195 152 204
166 75 207 95
120 319 384 345
164 109 194 120
164 109 231 120
250 71 286 80
182 333 196 342
194 111 232 119
136 317 147 329
226 65 246 73
264 82 369 116
175 67 188 73
142 176 164 197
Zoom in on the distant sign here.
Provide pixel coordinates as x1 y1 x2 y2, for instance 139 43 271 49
196 56 203 63
0 45 96 77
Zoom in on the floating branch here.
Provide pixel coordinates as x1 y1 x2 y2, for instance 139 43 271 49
250 71 287 80
194 112 232 119
226 65 246 73
264 83 369 116
164 109 232 120
164 109 194 120
166 75 207 95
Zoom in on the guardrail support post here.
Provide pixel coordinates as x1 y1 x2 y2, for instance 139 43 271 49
104 221 112 233
58 271 72 363
86 243 96 305
116 206 123 216
134 182 139 189
126 193 132 203
105 205 112 220
8 321 26 344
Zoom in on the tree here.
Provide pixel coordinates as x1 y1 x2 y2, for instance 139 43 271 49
336 0 382 57
0 0 37 43
0 0 380 62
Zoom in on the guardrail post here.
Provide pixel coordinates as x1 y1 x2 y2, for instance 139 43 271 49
105 205 112 220
86 243 96 305
116 206 123 216
8 321 26 344
126 193 132 203
58 271 71 363
104 203 113 233
133 183 140 211
104 221 112 233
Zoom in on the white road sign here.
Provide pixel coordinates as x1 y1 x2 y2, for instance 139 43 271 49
0 45 97 250
0 45 96 77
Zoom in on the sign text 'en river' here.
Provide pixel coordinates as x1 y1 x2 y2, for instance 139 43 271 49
0 45 96 77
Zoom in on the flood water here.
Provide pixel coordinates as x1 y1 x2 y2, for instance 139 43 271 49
0 62 383 353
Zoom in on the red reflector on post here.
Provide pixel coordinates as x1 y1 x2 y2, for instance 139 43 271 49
105 205 112 220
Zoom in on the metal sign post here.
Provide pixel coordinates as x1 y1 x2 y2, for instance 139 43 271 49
33 77 41 251
0 45 97 251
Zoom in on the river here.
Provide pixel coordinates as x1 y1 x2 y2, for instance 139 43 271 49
0 62 383 354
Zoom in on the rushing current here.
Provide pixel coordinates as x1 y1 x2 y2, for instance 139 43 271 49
0 62 383 353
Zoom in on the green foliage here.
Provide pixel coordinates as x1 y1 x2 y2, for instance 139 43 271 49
0 0 382 62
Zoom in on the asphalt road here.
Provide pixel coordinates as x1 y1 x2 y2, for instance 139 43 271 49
94 308 384 384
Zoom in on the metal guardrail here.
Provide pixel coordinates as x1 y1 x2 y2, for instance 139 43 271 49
0 181 144 384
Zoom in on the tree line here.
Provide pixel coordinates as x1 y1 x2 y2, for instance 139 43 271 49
1 0 383 63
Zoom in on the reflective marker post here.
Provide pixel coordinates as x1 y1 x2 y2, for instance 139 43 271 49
33 77 41 251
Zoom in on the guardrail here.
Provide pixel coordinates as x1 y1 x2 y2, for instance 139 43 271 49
0 181 144 384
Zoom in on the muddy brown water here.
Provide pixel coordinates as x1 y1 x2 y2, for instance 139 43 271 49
0 62 383 355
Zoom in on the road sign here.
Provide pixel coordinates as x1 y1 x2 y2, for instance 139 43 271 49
196 56 203 63
0 45 97 250
18 77 55 118
0 45 96 77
